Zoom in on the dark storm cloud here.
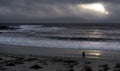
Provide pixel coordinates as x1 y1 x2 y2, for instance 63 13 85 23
0 0 97 5
0 0 120 23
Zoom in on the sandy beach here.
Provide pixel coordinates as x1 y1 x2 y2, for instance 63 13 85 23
0 44 120 71
0 44 120 60
0 52 120 71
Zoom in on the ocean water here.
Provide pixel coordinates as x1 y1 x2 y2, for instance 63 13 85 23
0 25 120 51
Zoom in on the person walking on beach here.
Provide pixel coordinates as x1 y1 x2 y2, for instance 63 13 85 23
82 51 86 58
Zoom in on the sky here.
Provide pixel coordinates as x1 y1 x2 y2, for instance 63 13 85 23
0 0 120 23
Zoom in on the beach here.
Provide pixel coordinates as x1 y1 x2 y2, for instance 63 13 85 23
0 44 120 71
0 44 120 60
0 49 120 71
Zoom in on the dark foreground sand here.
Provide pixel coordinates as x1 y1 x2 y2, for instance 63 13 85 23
0 54 120 71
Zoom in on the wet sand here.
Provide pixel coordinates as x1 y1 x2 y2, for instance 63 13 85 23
0 44 120 60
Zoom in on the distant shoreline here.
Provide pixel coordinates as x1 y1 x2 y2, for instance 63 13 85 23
0 23 120 28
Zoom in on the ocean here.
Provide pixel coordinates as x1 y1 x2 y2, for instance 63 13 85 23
0 25 120 51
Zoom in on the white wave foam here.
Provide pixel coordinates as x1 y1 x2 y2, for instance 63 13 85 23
0 35 119 51
19 25 65 32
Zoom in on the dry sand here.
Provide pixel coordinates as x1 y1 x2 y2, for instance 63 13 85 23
0 54 120 71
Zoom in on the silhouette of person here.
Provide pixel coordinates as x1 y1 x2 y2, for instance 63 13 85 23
82 51 86 58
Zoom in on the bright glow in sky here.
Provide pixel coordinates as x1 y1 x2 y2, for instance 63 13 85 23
78 3 109 15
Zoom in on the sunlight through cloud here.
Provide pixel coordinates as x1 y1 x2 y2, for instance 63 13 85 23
78 3 109 15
